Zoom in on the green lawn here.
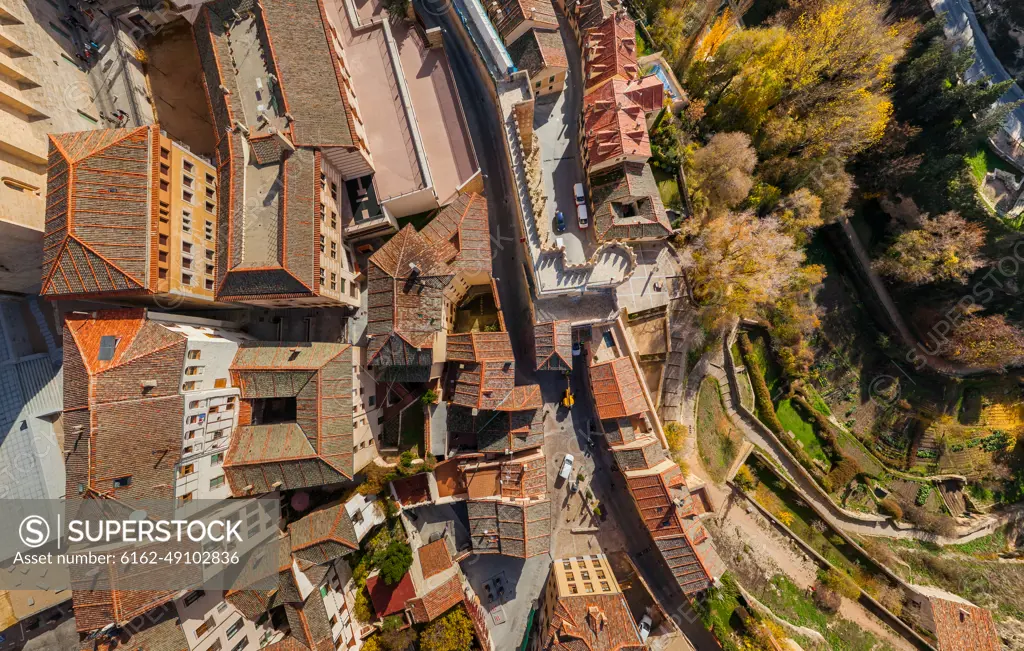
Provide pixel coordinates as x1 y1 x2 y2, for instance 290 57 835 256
966 144 1018 183
695 573 747 650
696 378 741 482
755 576 898 651
652 167 683 211
776 399 828 463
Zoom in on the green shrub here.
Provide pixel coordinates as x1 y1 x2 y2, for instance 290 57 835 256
734 466 756 491
421 389 438 405
737 333 785 435
378 540 413 585
878 497 903 520
916 484 932 506
819 567 860 600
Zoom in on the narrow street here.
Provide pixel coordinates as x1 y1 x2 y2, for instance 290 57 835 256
567 353 723 650
416 0 538 384
416 2 719 647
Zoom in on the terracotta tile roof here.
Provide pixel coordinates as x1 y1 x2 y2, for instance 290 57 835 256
418 539 453 579
501 453 547 499
589 162 671 242
582 12 638 91
589 356 646 420
569 0 616 35
367 571 416 618
465 466 501 498
287 501 359 565
509 29 568 79
408 575 464 623
63 310 190 502
192 4 339 304
448 406 546 452
467 499 550 557
366 225 453 380
224 342 355 490
450 362 542 411
543 592 644 651
582 82 651 171
75 596 187 644
622 462 720 595
488 0 558 42
930 597 1001 651
391 472 432 507
622 75 664 114
535 321 572 371
43 127 157 298
420 193 492 275
258 0 354 148
602 418 636 446
448 332 515 363
72 587 178 634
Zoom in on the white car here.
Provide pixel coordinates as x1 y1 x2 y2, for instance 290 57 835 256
577 203 589 229
556 237 565 251
638 615 652 643
574 182 586 205
559 454 575 480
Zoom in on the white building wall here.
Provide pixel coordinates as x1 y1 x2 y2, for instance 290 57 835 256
323 562 361 651
352 347 382 473
175 589 281 651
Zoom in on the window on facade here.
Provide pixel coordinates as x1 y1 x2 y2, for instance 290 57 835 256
330 272 337 290
581 571 590 580
211 453 224 466
112 476 131 488
183 445 193 455
183 174 194 188
160 179 169 192
230 637 249 651
182 273 193 285
319 235 325 252
205 279 214 290
158 251 168 263
194 616 214 637
206 249 215 261
331 241 337 259
182 257 193 271
189 400 200 408
584 583 593 593
206 173 215 185
159 234 168 246
180 464 195 477
226 618 243 640
160 163 170 176
183 190 193 203
330 182 337 199
549 75 555 82
320 585 328 598
206 187 214 199
206 201 216 213
329 614 338 626
183 590 205 607
214 378 227 388
569 583 578 594
185 366 203 376
207 640 222 651
319 269 325 286
600 581 610 591
183 381 197 391
535 80 541 88
161 148 170 160
183 160 194 174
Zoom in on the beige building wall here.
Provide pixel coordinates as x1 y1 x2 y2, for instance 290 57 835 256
0 0 104 291
156 133 218 302
352 346 382 473
319 158 361 308
530 66 566 97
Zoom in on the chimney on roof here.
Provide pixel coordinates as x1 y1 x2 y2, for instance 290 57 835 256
587 606 606 632
408 262 421 277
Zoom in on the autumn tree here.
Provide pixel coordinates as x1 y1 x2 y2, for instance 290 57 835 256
420 608 475 651
687 0 908 216
651 0 722 71
873 212 986 285
688 211 805 329
772 188 822 243
945 315 1024 368
688 131 757 216
765 263 825 378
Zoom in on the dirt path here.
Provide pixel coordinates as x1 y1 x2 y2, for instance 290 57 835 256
838 597 916 651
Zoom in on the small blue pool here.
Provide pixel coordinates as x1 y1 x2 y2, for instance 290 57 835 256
647 61 680 100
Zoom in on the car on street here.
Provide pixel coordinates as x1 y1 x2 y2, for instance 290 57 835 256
555 210 566 232
574 183 586 205
559 454 575 480
638 615 652 643
577 203 589 229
